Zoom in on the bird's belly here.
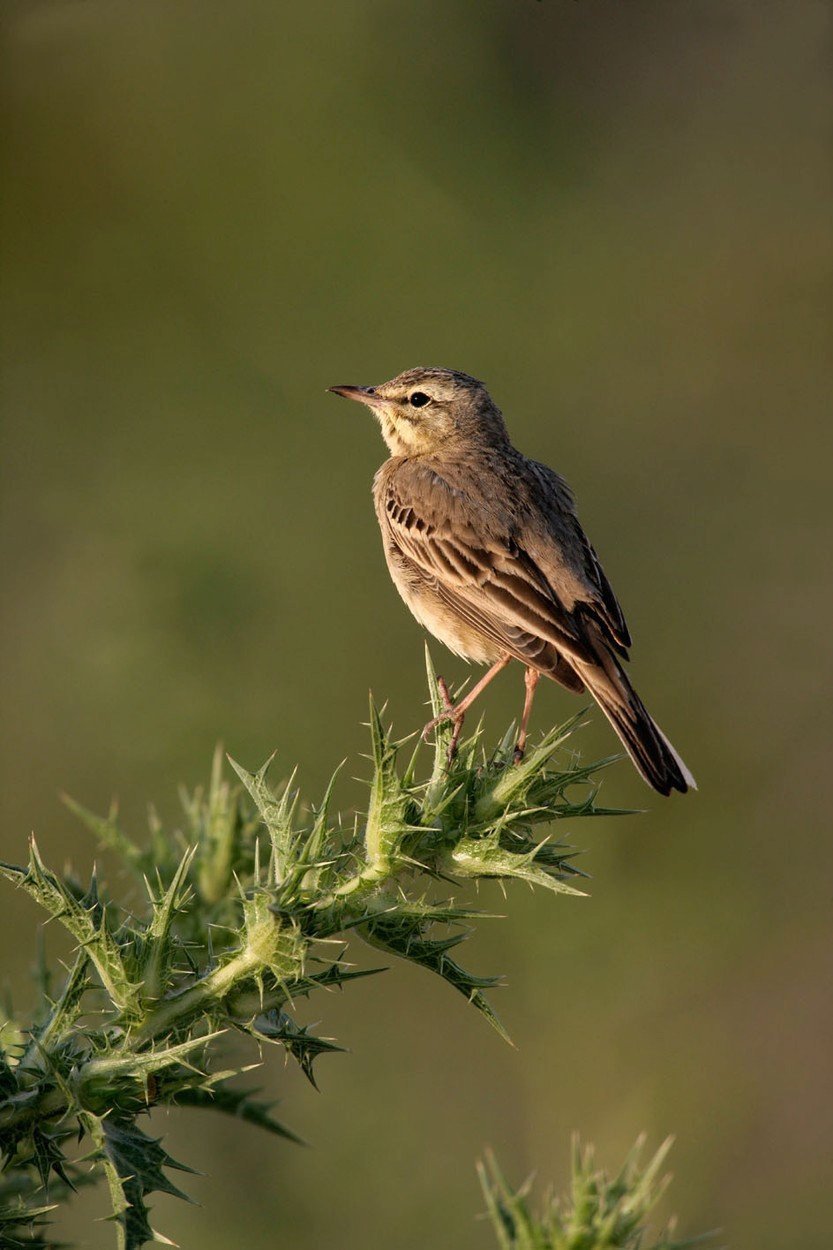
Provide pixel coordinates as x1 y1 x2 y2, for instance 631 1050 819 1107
384 546 500 664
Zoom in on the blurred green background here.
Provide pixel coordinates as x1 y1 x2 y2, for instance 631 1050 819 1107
2 1 831 1246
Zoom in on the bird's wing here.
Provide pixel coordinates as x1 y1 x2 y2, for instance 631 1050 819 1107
582 534 631 651
520 459 632 655
377 462 600 669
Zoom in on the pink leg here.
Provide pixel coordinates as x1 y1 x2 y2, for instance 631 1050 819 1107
513 667 541 764
423 653 512 760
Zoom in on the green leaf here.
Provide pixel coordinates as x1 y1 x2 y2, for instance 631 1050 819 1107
364 699 413 875
193 744 241 905
360 914 511 1044
82 1112 195 1250
479 1137 717 1250
172 1082 302 1143
62 796 148 873
0 1195 59 1249
474 712 590 820
421 644 456 800
31 951 91 1055
244 1007 344 1089
227 755 299 887
447 831 585 896
295 764 343 898
139 848 196 1004
0 841 140 1020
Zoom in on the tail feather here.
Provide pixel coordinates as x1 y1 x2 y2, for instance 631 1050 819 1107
570 653 695 796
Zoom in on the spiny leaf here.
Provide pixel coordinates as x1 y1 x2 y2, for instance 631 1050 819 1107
30 1125 75 1191
190 742 260 906
295 764 343 898
82 1112 195 1250
244 1007 344 1089
377 896 495 926
61 796 147 873
475 712 591 819
0 841 139 1020
288 958 384 996
227 755 300 887
479 1136 716 1250
360 914 511 1044
139 848 196 1004
0 1195 59 1249
447 832 585 896
31 951 91 1055
173 1082 302 1143
365 699 414 874
421 644 456 799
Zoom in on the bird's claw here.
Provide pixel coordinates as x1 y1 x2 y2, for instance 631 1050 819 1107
422 709 464 764
421 711 451 742
423 673 460 743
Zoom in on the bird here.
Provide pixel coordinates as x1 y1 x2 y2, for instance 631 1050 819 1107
329 367 695 795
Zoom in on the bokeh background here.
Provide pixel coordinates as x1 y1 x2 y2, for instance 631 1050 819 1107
2 2 831 1246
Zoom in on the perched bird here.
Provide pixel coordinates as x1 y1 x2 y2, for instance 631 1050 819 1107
329 367 694 795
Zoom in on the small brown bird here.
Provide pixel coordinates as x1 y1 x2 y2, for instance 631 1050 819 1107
330 367 695 795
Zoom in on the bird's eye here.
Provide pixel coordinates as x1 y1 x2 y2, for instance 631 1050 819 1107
409 392 431 408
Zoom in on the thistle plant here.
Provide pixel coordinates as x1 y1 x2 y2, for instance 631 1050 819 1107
0 653 628 1249
480 1137 715 1250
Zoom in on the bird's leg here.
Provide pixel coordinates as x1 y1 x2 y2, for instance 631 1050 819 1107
435 675 464 758
446 713 465 762
513 667 541 764
422 653 512 760
437 675 456 715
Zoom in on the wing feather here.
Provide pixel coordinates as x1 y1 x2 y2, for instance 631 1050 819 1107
524 459 631 655
376 462 602 668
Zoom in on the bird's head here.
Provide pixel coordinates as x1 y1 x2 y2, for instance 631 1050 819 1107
329 366 509 456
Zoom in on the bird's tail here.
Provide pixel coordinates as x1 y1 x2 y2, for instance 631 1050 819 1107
571 648 696 796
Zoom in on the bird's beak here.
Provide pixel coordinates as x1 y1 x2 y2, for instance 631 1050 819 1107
328 385 383 410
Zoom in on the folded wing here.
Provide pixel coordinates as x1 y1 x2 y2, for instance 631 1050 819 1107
376 459 626 674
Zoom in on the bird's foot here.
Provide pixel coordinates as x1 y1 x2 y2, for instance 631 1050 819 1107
421 709 463 759
512 744 525 766
421 710 451 741
421 674 456 739
423 676 464 762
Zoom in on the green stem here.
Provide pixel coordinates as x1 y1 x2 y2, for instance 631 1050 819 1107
0 1084 66 1134
131 944 262 1048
